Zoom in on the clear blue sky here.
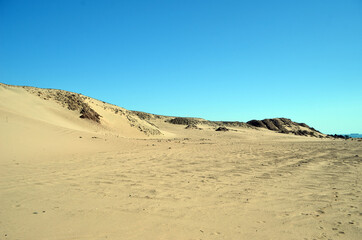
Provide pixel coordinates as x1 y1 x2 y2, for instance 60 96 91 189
1 0 361 134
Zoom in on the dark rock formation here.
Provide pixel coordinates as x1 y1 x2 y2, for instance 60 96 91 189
247 118 323 137
61 94 101 123
79 104 101 123
247 120 267 128
168 117 199 125
215 126 229 132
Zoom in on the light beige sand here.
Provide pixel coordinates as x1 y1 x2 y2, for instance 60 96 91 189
1 84 361 239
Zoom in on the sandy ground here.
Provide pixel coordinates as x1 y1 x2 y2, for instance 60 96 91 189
1 85 361 239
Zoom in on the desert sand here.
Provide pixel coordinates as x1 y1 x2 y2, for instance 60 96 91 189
0 83 361 239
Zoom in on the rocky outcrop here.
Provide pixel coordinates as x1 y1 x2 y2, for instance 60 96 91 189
215 126 229 132
247 118 324 137
168 117 199 125
79 104 101 123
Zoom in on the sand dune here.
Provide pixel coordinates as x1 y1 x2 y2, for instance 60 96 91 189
1 83 361 239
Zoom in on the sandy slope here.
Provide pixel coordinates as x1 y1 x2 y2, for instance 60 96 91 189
0 84 361 239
